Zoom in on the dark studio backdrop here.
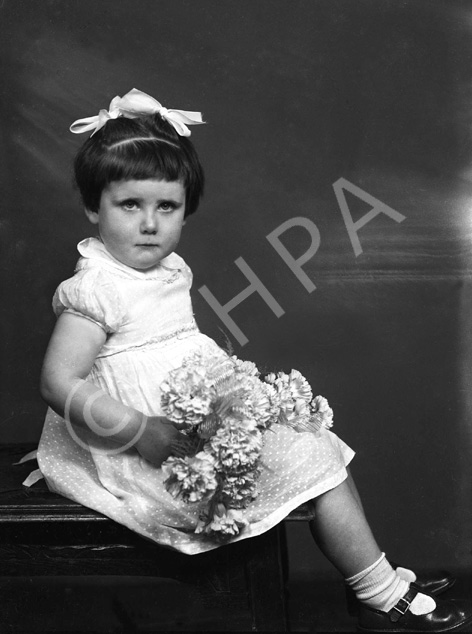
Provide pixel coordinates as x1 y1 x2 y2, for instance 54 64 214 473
1 0 472 584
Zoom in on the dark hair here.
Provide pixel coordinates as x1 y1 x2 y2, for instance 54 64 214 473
73 114 205 217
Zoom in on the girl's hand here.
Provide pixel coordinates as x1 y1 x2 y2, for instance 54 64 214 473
135 416 184 467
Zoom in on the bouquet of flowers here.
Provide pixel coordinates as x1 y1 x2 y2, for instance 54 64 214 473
160 348 333 539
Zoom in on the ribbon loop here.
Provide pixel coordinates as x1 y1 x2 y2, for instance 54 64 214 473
70 88 204 137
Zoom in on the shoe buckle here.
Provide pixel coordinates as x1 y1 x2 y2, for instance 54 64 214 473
390 596 412 622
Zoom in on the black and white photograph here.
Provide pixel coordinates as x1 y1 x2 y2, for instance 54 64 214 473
1 1 472 631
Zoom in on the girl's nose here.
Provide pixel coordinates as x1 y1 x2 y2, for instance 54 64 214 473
141 209 158 233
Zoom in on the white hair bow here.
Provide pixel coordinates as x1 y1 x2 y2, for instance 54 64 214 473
69 88 204 137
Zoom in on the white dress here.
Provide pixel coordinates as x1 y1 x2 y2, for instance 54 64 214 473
37 237 355 555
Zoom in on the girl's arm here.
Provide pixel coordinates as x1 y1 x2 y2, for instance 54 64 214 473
40 312 179 466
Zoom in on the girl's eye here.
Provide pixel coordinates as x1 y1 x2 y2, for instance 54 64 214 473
159 202 175 212
121 200 139 211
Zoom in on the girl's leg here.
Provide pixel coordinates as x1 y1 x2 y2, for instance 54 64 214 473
309 476 472 631
333 471 419 581
345 466 364 512
309 478 381 578
344 468 424 582
308 476 450 622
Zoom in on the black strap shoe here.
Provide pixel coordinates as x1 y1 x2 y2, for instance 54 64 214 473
390 562 455 596
346 564 456 616
357 586 472 632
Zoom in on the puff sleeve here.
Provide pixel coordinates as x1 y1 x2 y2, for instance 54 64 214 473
52 268 126 334
164 252 193 288
181 262 193 288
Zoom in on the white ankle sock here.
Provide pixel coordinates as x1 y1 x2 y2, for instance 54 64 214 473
395 565 417 583
346 553 436 615
390 564 436 614
410 593 436 615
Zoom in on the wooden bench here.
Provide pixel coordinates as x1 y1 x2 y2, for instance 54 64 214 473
0 444 316 632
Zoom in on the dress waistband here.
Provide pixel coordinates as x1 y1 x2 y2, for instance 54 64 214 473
97 323 200 358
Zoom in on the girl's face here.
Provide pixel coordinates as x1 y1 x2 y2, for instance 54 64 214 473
85 179 186 270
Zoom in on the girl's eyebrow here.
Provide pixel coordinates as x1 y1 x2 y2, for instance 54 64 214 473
115 195 184 204
159 198 185 206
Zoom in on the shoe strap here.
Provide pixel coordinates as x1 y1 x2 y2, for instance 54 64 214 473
389 586 419 623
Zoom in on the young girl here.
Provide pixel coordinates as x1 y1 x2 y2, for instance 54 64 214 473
37 88 471 632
